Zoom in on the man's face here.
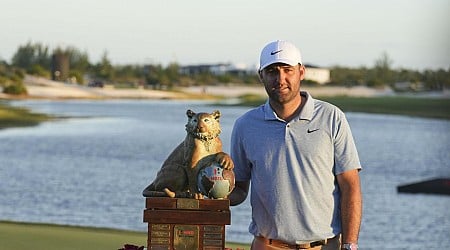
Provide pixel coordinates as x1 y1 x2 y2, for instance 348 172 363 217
259 63 305 105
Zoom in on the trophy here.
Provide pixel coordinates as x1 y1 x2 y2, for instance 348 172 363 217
142 110 235 250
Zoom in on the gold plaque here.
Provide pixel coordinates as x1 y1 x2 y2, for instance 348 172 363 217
150 246 170 250
204 233 222 239
202 247 222 250
173 225 199 250
151 237 170 245
203 225 223 232
152 231 170 238
203 239 223 246
176 198 199 209
152 224 170 231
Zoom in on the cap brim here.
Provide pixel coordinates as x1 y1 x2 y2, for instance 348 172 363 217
259 59 300 71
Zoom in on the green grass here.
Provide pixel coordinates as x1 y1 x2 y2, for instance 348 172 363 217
0 102 55 129
320 96 450 120
232 95 450 120
0 221 146 250
0 221 250 250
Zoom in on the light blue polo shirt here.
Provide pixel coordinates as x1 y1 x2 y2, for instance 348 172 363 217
230 91 361 244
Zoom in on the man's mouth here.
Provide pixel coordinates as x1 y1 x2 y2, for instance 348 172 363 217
273 86 289 93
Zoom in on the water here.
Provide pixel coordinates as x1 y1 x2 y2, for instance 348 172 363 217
0 99 449 249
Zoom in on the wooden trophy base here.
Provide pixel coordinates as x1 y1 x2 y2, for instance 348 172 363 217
143 197 231 250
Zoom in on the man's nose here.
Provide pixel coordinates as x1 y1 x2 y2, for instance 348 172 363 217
274 69 287 83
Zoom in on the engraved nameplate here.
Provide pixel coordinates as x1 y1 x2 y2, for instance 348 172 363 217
152 224 170 231
173 225 199 250
176 198 199 209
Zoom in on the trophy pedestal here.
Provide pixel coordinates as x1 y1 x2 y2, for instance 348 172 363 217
143 197 231 250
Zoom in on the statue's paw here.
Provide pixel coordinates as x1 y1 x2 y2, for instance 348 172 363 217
215 152 234 170
163 188 176 198
194 192 204 200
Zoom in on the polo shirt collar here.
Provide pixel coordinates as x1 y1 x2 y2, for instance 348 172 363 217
263 91 314 121
299 91 314 121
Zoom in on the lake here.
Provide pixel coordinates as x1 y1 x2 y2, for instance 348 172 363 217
0 99 449 249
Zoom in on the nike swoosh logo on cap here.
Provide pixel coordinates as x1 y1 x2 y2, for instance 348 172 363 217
270 50 282 55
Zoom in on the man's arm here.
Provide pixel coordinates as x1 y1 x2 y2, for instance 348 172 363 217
228 180 250 206
337 169 362 245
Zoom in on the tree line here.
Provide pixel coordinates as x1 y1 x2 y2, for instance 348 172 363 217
1 41 449 95
329 52 449 91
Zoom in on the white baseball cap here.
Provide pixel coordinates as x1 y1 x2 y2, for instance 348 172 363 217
259 40 302 71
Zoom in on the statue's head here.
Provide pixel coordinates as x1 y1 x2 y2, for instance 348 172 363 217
185 110 221 141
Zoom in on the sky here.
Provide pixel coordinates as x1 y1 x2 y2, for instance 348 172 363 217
1 0 449 71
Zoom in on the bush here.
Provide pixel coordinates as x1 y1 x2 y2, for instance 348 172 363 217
3 82 27 95
0 76 8 86
68 70 84 84
29 64 50 78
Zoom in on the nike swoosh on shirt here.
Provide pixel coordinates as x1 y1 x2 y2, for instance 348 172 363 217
270 50 282 55
307 128 320 133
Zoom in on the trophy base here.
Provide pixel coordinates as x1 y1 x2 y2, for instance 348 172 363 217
143 197 231 250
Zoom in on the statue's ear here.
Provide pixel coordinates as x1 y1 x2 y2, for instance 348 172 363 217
211 110 221 120
186 109 195 118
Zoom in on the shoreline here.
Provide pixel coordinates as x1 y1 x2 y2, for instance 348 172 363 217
2 75 449 101
1 75 400 100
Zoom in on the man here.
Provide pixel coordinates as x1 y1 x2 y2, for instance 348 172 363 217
229 40 362 250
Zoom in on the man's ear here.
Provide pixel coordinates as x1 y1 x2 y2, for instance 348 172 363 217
258 70 264 83
299 65 306 81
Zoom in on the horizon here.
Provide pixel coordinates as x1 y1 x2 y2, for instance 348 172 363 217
1 0 449 71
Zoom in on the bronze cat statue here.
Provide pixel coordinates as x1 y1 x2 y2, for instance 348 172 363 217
142 109 234 199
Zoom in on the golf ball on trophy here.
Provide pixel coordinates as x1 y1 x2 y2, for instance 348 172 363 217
197 162 235 199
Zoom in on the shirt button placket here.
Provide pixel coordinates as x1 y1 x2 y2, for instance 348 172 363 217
285 123 291 142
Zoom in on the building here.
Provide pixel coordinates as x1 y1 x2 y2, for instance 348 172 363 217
179 63 256 76
304 64 331 84
179 64 224 75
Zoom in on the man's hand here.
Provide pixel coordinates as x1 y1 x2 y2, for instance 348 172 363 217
215 152 234 170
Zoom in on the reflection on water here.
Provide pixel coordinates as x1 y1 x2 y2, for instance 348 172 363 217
0 100 449 248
